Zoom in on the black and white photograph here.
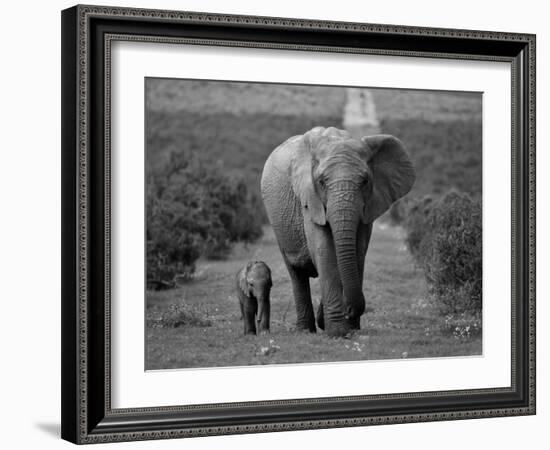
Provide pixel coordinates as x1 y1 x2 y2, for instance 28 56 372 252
145 78 483 370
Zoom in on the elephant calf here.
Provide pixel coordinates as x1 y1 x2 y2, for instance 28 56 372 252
236 261 272 335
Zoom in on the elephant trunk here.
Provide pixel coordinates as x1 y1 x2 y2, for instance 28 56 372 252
327 194 365 323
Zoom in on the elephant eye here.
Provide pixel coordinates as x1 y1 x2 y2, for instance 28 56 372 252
318 178 326 188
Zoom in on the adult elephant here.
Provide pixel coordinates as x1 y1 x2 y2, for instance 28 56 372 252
261 126 415 337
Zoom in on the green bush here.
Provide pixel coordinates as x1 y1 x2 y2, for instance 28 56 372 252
146 151 263 289
404 191 482 315
404 195 435 260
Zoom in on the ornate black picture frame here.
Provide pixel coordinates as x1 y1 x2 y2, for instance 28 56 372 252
61 4 536 444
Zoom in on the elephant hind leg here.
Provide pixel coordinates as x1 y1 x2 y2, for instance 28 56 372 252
285 262 316 333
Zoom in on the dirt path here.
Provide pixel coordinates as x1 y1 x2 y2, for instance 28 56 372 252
146 223 481 370
343 87 380 137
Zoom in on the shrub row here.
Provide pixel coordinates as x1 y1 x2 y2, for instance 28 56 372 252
146 151 263 289
403 191 482 315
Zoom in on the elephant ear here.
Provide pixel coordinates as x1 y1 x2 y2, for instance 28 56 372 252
261 262 273 288
360 135 416 223
289 133 326 225
238 263 253 296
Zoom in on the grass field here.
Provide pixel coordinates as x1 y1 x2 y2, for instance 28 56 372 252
371 88 482 122
146 224 481 370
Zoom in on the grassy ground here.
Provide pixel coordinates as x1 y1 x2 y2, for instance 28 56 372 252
146 224 481 370
146 79 346 116
370 88 482 122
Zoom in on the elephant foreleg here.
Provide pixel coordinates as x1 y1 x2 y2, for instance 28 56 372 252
315 239 353 337
318 266 351 337
285 263 316 333
305 223 351 337
316 302 325 330
238 288 257 335
257 300 270 334
238 297 244 320
243 299 258 335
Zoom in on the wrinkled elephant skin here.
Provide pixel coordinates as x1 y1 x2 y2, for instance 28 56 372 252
261 127 415 337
